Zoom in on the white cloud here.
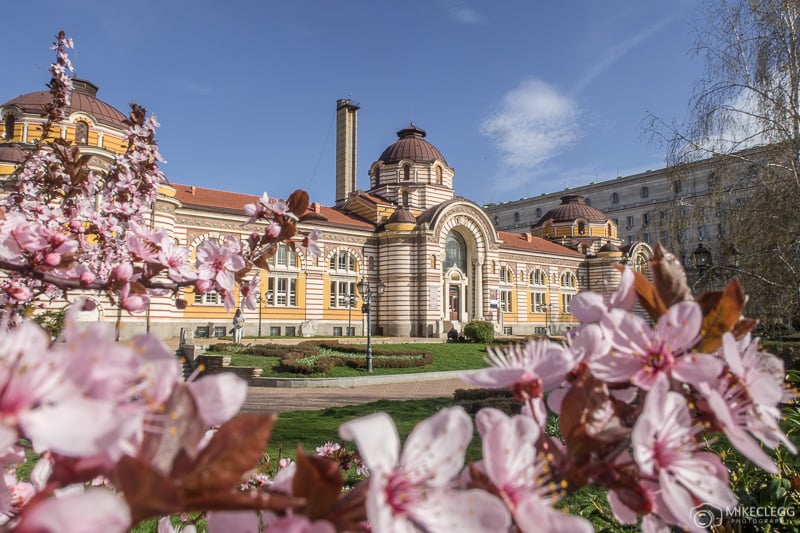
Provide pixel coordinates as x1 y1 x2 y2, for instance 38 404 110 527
481 79 581 173
437 0 484 24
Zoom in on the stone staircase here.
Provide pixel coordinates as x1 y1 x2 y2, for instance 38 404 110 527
190 354 263 382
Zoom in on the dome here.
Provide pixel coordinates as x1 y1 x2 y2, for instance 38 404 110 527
1 79 127 130
378 123 447 165
387 207 416 224
535 195 608 225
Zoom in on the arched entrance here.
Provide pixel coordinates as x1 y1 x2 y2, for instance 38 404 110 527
443 230 470 323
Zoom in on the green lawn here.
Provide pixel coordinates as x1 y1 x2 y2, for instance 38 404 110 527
220 342 490 377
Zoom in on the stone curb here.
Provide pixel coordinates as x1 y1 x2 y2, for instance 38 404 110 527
251 369 478 388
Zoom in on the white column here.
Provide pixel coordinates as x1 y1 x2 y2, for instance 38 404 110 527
475 259 483 319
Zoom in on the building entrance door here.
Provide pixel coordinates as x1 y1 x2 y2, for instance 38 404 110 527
449 285 459 320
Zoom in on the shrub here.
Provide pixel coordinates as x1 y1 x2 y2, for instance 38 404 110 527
463 320 494 343
452 388 519 415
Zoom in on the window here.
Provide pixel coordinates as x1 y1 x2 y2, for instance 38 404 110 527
642 213 650 226
673 180 682 193
577 221 585 235
530 291 546 312
403 164 411 180
561 293 573 313
503 327 513 336
285 326 296 337
194 290 219 305
500 290 512 312
626 216 634 229
641 186 649 198
213 326 227 338
3 114 15 140
270 243 299 268
535 207 542 218
494 216 499 226
698 226 706 240
436 166 443 184
530 268 546 286
402 191 409 206
560 271 577 288
269 326 281 336
513 212 520 224
333 326 343 336
329 250 357 272
643 232 652 243
75 121 89 144
611 192 619 204
443 231 467 272
499 266 513 284
329 280 356 308
266 277 297 307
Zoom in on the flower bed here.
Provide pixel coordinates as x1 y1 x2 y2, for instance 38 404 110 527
211 341 434 374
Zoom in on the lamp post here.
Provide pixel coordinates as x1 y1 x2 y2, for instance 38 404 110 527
356 278 385 372
347 291 355 336
692 243 712 273
256 293 263 337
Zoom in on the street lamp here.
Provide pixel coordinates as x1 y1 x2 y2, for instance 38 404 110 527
692 243 712 272
347 291 356 336
356 278 385 372
256 293 262 337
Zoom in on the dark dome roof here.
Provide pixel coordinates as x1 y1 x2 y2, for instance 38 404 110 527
598 241 622 254
387 207 416 224
535 195 608 225
378 123 447 165
1 79 127 129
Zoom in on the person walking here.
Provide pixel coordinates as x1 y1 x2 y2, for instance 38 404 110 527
232 308 245 344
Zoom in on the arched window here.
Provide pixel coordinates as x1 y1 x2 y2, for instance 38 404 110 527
402 191 409 207
3 114 15 140
641 186 649 198
436 166 443 184
499 266 513 284
529 268 546 313
560 271 577 313
530 269 546 286
266 243 301 307
577 221 585 235
560 271 577 288
443 231 467 272
75 121 89 144
328 249 357 273
403 164 411 180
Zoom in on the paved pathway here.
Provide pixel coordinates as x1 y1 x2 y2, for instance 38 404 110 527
242 377 474 413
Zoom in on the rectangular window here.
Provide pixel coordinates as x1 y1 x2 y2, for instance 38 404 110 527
213 326 227 338
330 280 356 308
561 293 573 313
193 291 219 305
269 326 281 337
500 290 512 312
338 252 347 271
503 327 513 336
285 326 296 337
267 276 296 307
277 245 287 266
626 216 634 229
643 213 650 226
346 326 356 336
530 292 545 312
333 326 343 336
195 326 209 338
276 278 288 306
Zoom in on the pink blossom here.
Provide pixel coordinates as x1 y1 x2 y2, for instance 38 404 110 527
238 276 260 310
570 266 637 322
14 487 130 533
186 373 247 426
339 407 510 532
696 333 796 473
157 238 197 282
631 375 736 532
196 239 245 293
590 302 723 390
303 228 323 257
462 339 575 412
473 408 593 532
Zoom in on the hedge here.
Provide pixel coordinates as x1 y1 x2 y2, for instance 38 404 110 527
463 320 494 343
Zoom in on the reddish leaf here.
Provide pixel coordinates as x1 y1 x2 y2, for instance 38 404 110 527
650 243 694 308
293 447 344 520
287 190 310 218
614 264 666 322
176 413 277 494
695 278 747 353
113 455 181 525
181 489 304 514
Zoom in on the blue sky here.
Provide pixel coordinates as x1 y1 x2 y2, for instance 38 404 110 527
3 0 704 206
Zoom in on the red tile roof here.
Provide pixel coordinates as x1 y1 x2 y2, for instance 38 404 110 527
498 231 584 257
170 183 374 230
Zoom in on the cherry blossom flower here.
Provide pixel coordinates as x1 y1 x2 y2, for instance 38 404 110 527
473 408 593 532
196 239 245 293
339 407 510 532
303 228 323 257
14 487 130 533
157 238 197 282
463 339 576 423
696 332 796 473
590 301 723 390
631 375 737 532
570 266 637 323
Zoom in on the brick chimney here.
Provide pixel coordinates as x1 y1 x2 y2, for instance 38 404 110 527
335 99 360 207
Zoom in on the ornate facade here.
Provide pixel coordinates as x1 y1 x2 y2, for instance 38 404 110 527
1 85 648 340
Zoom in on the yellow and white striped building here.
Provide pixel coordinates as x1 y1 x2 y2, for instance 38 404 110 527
1 82 649 340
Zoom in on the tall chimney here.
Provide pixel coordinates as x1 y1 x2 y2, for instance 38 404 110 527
335 99 359 206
